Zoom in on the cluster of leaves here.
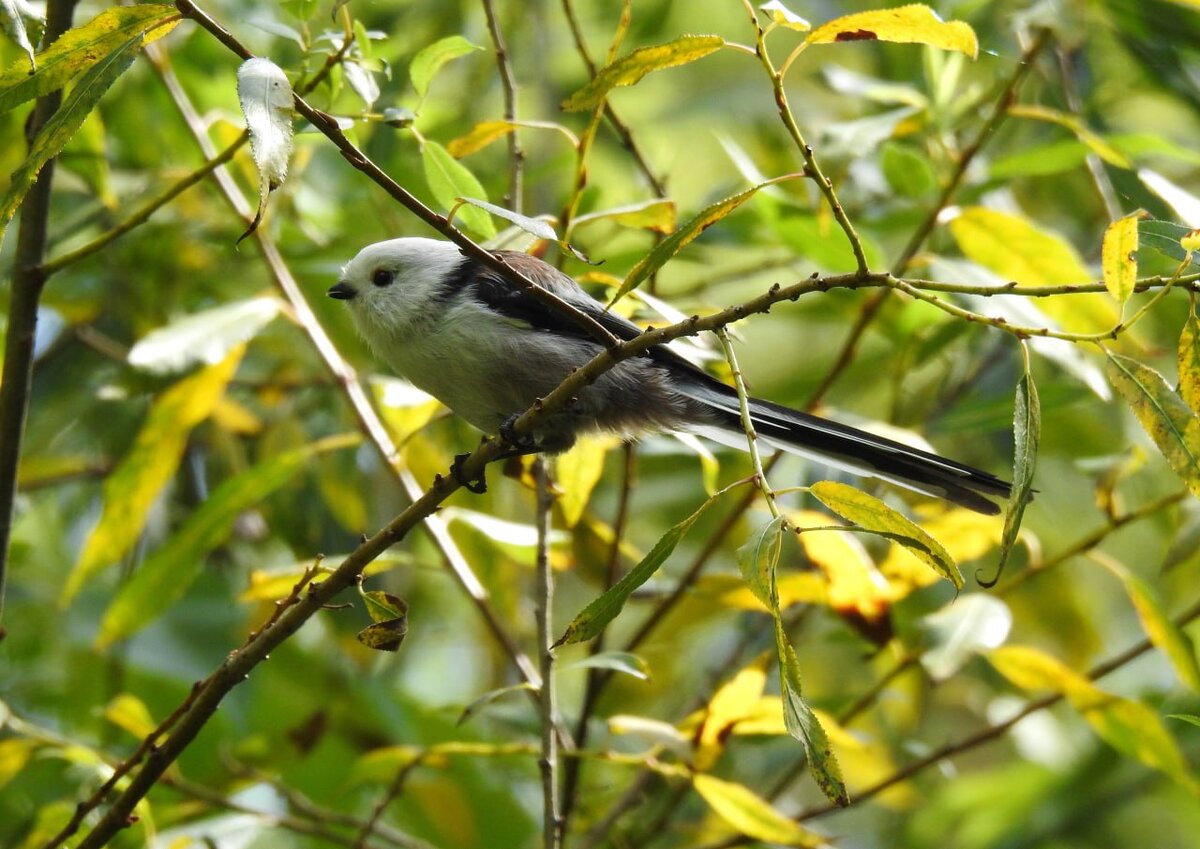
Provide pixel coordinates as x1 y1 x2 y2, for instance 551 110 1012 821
2 1 1200 848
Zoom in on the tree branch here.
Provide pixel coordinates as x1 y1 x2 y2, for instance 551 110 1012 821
535 458 563 849
481 0 524 211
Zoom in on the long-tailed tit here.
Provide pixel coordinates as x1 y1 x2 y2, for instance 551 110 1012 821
329 238 1010 514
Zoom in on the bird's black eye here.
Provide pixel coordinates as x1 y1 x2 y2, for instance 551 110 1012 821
372 268 395 287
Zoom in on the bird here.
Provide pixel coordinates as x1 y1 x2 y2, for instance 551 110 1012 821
328 237 1011 514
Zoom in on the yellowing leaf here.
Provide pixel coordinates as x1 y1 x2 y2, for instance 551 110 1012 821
447 119 577 158
990 645 1200 793
1180 310 1200 415
555 435 614 527
571 199 678 234
1105 353 1200 499
0 5 180 114
880 508 1002 591
695 655 770 771
1009 104 1132 169
562 34 725 111
760 1 811 31
791 509 892 623
371 376 442 447
103 693 156 739
1102 213 1141 304
949 207 1116 334
806 4 978 59
422 140 496 239
0 738 40 790
1103 560 1200 692
693 774 828 847
810 481 961 589
64 348 243 603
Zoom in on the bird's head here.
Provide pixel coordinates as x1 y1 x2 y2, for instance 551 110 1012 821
329 237 465 339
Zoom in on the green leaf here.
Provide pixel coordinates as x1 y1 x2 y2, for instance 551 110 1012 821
615 178 787 303
806 4 978 59
1179 309 1200 415
917 595 1012 680
1102 213 1141 304
562 34 725 112
571 199 678 234
880 141 935 199
64 348 244 605
0 5 179 114
737 515 785 608
409 35 481 101
560 651 650 681
1168 714 1200 728
1140 219 1200 268
455 197 556 242
809 480 961 589
1 32 144 240
775 618 849 807
986 367 1040 587
421 140 496 239
95 434 358 647
127 297 283 375
1105 353 1200 499
693 773 829 847
1 0 36 71
989 139 1090 180
555 493 723 646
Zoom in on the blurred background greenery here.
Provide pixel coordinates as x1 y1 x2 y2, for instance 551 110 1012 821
3 0 1200 847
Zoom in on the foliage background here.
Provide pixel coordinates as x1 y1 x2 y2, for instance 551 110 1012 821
2 0 1200 847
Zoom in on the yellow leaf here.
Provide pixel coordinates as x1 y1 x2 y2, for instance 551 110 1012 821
447 120 519 157
0 738 40 789
63 347 243 603
562 35 725 111
760 1 811 31
695 655 770 770
694 774 828 847
371 376 442 447
880 507 1003 591
1102 213 1141 304
1179 310 1200 415
555 435 615 527
949 206 1117 333
1101 559 1200 692
792 509 892 623
806 4 978 59
211 396 262 435
989 645 1200 793
1182 228 1200 253
103 693 156 739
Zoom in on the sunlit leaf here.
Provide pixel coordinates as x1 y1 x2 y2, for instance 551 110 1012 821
1140 168 1200 226
422 140 496 239
1180 310 1200 415
455 196 556 242
127 297 282 375
810 481 960 589
236 57 294 242
1101 212 1141 304
102 693 155 739
1104 561 1200 692
696 655 770 770
693 773 829 847
555 435 613 528
776 619 849 806
371 376 442 446
64 349 244 604
1169 714 1200 728
990 645 1200 793
759 1 811 30
95 433 358 646
447 118 577 158
562 34 725 111
0 5 179 113
2 32 144 240
560 651 650 680
410 35 481 101
1104 352 1200 498
240 553 411 602
571 199 678 234
0 0 35 71
556 492 724 645
917 595 1012 680
791 509 891 625
806 4 978 59
615 178 790 303
737 515 785 608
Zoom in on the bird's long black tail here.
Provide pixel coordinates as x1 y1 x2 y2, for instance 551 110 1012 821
684 382 1011 515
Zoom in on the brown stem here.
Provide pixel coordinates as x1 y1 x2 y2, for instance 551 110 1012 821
481 0 524 211
535 459 563 849
0 0 79 625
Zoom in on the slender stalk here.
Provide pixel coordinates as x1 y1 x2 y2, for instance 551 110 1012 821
535 459 563 849
481 0 524 211
0 0 79 625
716 327 778 517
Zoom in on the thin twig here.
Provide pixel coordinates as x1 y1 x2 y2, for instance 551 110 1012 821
481 0 524 211
535 459 563 849
0 0 79 625
805 29 1054 409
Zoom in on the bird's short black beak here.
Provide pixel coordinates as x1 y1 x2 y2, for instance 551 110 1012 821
327 281 357 300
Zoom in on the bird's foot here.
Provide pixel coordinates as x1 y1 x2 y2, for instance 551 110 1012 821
499 413 537 454
451 453 488 494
